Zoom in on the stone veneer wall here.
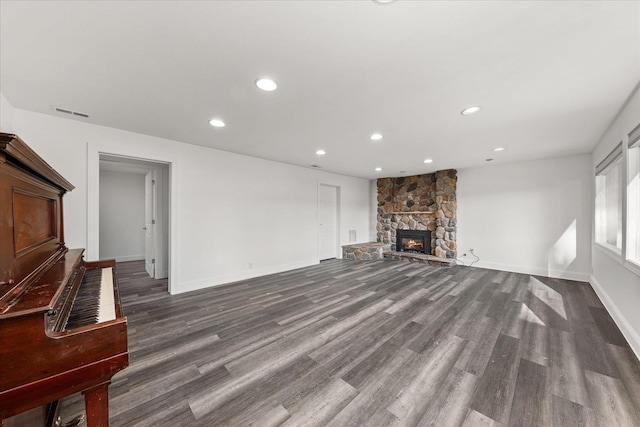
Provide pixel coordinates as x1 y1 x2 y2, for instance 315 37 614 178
377 170 457 258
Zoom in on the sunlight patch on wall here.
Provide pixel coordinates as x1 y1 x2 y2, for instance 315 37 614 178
548 219 577 274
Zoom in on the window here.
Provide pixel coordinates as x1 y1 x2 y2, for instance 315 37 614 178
595 123 640 275
627 124 640 265
595 144 623 252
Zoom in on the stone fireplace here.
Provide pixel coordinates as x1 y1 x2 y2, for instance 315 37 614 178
377 169 457 259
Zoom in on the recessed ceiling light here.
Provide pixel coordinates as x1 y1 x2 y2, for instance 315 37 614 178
316 149 326 156
423 158 433 164
375 167 382 172
209 118 225 127
461 106 482 115
370 133 383 141
255 78 277 92
373 0 396 4
493 147 506 152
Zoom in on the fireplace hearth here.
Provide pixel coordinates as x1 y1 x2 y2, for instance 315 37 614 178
396 229 431 254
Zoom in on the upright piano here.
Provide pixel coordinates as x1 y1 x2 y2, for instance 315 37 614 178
0 133 128 427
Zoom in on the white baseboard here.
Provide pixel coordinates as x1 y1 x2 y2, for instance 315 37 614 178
175 258 319 295
113 254 145 262
589 274 640 361
457 258 590 282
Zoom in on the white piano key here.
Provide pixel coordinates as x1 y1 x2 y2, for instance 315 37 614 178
97 267 116 323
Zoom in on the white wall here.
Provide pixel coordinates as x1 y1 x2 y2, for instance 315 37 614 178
99 169 145 261
1 93 14 132
457 154 592 281
11 108 371 294
591 83 640 358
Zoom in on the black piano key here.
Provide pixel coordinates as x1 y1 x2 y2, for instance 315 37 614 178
64 268 108 330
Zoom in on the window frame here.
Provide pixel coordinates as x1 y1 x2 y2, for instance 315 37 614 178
595 143 623 255
594 123 640 278
625 123 640 274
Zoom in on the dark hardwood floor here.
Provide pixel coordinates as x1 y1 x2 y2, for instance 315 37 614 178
60 259 640 426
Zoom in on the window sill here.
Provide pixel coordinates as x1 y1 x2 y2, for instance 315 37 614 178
624 259 640 277
595 242 622 261
594 243 640 278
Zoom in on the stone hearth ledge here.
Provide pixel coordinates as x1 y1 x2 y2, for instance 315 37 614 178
342 242 391 260
342 243 455 266
384 250 456 267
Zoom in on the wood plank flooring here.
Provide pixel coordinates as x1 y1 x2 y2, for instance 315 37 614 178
59 259 640 426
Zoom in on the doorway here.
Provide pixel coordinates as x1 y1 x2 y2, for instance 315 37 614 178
99 155 169 280
318 184 339 260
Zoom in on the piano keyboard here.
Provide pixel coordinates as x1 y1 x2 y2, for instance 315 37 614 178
64 267 116 330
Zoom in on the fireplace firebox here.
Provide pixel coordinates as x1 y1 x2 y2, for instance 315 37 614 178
396 229 431 254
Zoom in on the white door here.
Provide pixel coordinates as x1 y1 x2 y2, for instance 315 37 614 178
318 184 338 260
144 171 155 277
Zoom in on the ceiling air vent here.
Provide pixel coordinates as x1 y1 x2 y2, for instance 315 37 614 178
52 106 90 118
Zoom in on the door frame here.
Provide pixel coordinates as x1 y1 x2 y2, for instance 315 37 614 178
144 170 155 278
87 142 178 293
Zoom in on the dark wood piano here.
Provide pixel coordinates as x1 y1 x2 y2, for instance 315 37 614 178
0 133 128 427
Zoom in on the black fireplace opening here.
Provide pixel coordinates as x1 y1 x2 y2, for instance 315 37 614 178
396 229 431 254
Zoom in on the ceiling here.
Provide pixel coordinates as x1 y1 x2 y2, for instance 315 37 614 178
1 1 639 179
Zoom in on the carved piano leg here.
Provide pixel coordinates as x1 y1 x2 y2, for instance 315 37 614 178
82 384 110 427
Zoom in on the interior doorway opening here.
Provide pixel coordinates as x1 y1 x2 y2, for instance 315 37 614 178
99 155 170 281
